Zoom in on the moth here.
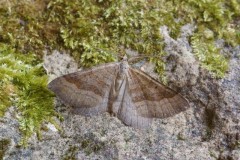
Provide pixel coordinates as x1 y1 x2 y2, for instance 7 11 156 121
48 55 190 129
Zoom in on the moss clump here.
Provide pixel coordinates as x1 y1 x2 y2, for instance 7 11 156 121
46 0 239 77
191 33 229 78
0 0 52 55
1 0 239 78
47 0 167 74
0 138 11 159
0 43 57 147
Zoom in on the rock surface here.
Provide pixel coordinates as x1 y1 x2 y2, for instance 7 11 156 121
0 25 239 160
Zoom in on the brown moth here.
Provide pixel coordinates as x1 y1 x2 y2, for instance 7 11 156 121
48 55 190 129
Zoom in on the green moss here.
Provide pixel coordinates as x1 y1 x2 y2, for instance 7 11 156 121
46 0 239 77
1 0 239 78
0 0 52 55
0 84 12 117
47 0 167 69
191 33 229 78
192 34 228 78
0 138 11 159
0 43 57 147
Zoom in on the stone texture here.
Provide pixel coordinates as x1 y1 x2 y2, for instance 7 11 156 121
43 50 78 80
1 25 239 160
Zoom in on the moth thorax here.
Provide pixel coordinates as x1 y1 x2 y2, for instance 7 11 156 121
120 61 129 75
